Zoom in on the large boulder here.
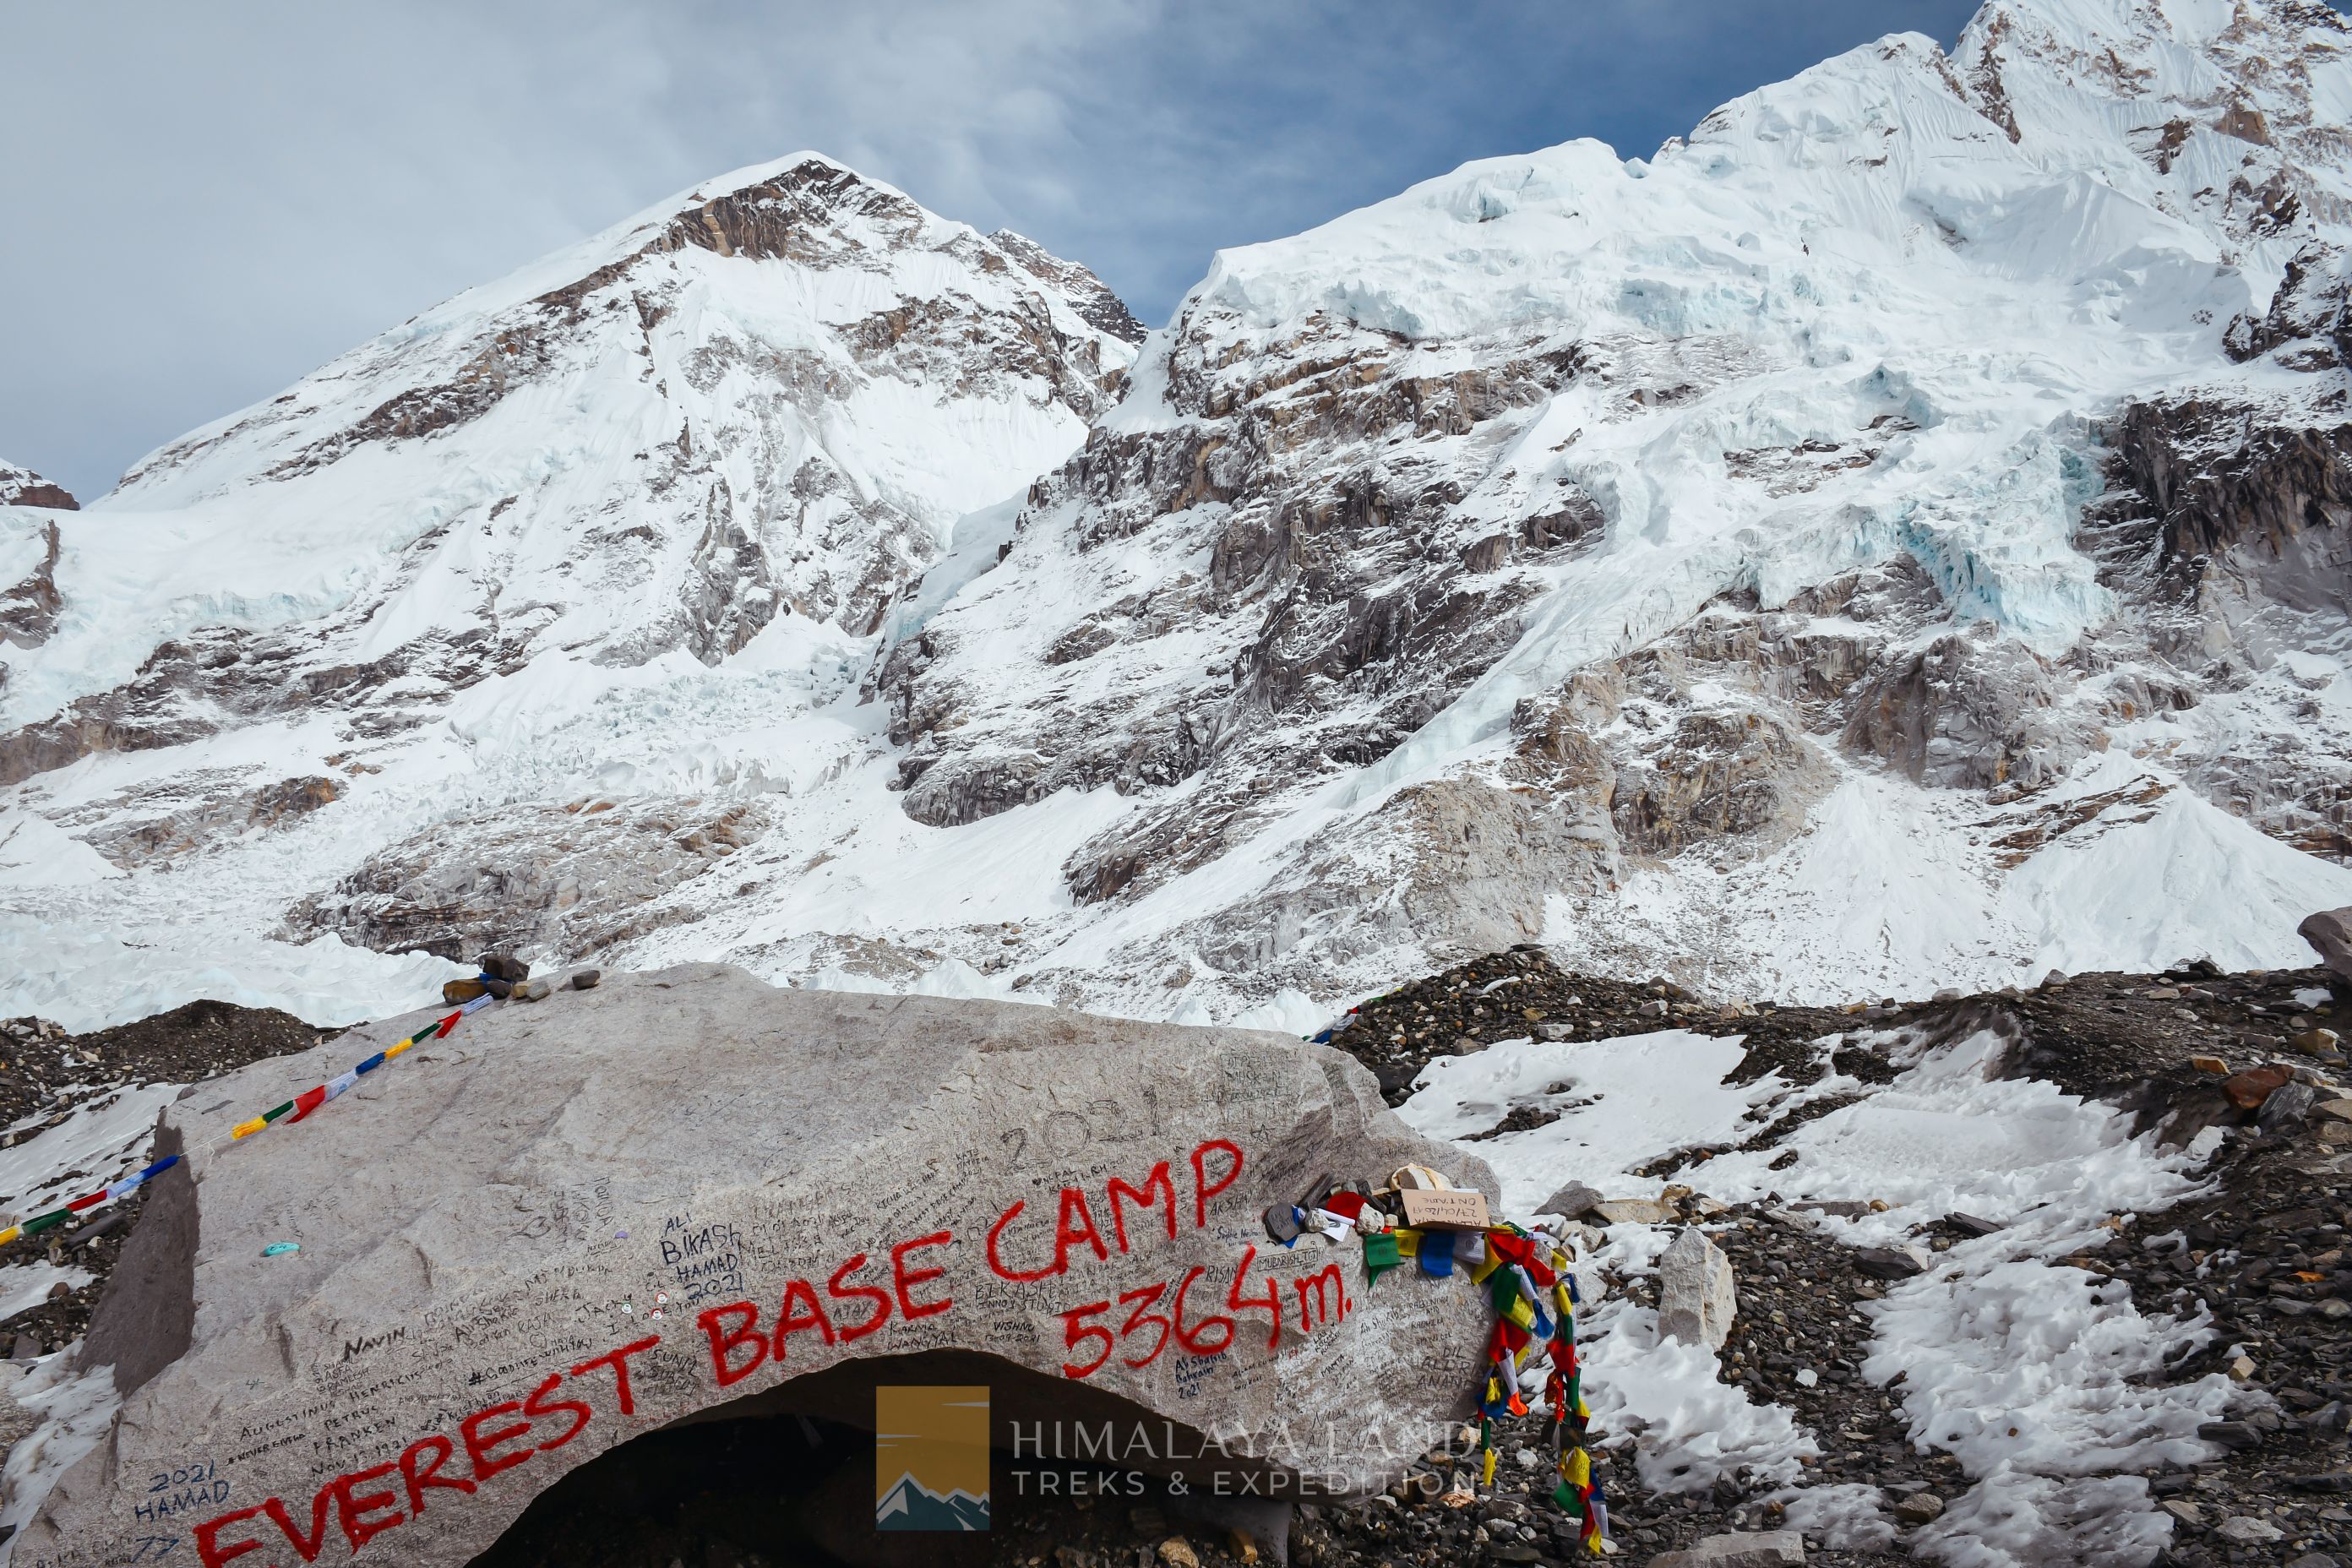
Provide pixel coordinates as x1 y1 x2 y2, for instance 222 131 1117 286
19 966 1494 1568
2302 906 2352 981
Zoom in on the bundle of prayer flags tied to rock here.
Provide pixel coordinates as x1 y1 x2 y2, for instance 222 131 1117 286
0 958 570 1248
1266 1167 1609 1554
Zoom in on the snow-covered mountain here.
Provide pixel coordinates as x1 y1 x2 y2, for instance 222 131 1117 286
862 0 2352 1018
0 155 1137 1025
5 0 2352 1032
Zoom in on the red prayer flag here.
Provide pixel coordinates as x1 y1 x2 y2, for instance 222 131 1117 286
286 1085 329 1123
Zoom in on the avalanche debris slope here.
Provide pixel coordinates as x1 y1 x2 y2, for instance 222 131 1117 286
3 0 2352 1031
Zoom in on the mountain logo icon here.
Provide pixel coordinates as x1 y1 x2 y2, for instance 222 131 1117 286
874 1471 990 1532
875 1385 990 1532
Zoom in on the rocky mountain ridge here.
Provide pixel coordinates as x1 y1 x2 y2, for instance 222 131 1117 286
0 465 73 512
0 155 1132 775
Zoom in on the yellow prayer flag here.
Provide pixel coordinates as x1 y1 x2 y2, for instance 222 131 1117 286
230 1118 266 1140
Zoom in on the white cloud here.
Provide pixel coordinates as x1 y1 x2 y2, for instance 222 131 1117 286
0 0 1990 500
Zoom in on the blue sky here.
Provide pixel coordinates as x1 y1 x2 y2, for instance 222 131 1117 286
8 2 1989 499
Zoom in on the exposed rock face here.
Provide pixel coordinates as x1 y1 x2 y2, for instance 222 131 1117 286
0 517 63 652
991 229 1150 346
2226 239 2352 368
71 774 341 868
0 461 76 511
2093 393 2352 859
1842 631 2089 792
2115 396 2352 575
23 967 1493 1567
880 329 1595 845
287 796 766 960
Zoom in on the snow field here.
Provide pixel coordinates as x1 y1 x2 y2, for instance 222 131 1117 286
1403 1020 2226 1565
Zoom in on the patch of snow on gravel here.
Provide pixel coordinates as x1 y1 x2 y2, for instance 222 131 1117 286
1414 1021 2223 1565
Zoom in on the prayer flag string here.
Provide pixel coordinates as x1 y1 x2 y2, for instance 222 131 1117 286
0 1154 183 1248
228 990 494 1141
2 989 501 1249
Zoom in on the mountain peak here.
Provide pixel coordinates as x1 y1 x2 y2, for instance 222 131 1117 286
6 149 1138 800
646 155 932 267
8 0 2351 1104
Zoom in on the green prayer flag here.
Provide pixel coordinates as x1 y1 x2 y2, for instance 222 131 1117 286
1363 1230 1401 1283
262 1100 296 1123
1489 1268 1521 1317
23 1210 70 1236
1554 1479 1583 1516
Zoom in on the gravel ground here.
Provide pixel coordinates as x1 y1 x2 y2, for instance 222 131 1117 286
0 1003 335 1355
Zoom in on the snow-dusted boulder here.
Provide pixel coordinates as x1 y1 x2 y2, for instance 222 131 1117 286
19 967 1492 1568
1656 1228 1738 1351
